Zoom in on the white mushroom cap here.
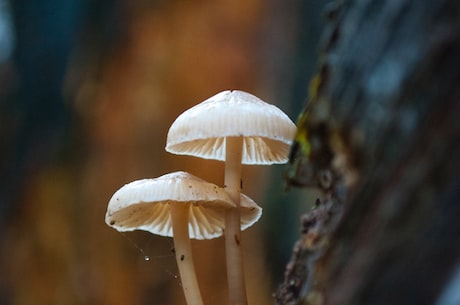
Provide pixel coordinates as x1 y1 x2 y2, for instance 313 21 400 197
165 90 297 164
105 171 262 239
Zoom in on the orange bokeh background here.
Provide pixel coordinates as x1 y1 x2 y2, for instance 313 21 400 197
0 1 322 304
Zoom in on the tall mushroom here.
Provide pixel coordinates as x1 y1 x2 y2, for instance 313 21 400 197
165 90 296 305
105 171 261 305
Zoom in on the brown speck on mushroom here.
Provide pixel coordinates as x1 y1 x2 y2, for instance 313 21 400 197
234 234 240 246
181 254 185 261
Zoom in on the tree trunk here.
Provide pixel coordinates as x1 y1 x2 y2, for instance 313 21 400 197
276 0 460 304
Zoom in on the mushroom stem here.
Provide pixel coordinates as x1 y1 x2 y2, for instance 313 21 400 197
224 136 247 305
170 202 204 305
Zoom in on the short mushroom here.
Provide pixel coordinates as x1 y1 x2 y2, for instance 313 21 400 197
165 90 296 305
105 171 261 305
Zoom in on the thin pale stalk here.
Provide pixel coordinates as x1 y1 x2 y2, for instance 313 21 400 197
224 136 247 305
170 203 204 305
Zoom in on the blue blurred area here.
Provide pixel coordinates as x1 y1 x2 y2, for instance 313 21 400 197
1 0 87 221
0 0 14 61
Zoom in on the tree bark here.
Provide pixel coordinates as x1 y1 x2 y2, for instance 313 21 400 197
276 0 460 304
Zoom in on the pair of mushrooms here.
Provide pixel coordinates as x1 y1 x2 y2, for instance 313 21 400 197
105 90 296 305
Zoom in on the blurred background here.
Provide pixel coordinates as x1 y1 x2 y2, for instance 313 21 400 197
0 0 325 304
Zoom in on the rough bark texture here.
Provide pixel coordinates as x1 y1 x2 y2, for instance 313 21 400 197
277 0 460 304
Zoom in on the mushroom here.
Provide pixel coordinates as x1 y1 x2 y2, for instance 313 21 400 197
165 90 296 305
105 171 261 305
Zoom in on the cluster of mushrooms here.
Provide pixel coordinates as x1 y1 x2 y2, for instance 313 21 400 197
105 90 296 305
